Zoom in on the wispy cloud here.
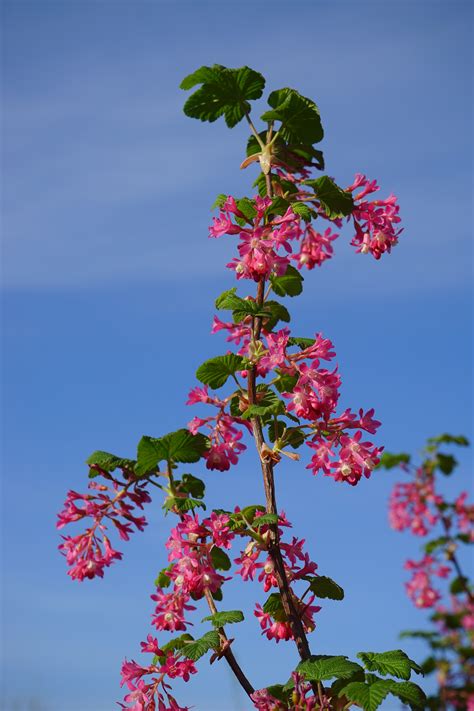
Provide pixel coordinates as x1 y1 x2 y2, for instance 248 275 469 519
2 2 470 291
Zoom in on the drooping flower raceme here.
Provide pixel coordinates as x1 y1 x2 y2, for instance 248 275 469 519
57 466 151 581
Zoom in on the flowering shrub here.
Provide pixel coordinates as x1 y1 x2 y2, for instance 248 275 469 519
57 64 426 710
380 434 473 709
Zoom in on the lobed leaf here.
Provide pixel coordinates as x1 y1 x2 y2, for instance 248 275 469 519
308 575 345 600
202 610 244 626
303 175 354 219
297 655 364 682
261 88 324 145
357 649 419 681
270 265 304 297
196 354 245 389
86 450 136 476
376 452 411 470
339 678 393 711
210 546 231 571
181 630 220 661
181 64 265 128
136 430 209 475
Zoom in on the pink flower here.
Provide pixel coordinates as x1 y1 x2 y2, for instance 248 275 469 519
389 479 440 535
209 212 241 238
404 556 451 608
293 225 339 269
151 590 196 632
57 473 151 581
347 174 402 259
207 511 234 549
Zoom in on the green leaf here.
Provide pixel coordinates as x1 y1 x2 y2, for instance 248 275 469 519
215 288 243 311
136 430 209 474
210 546 231 571
435 453 457 475
241 389 285 420
240 504 265 525
284 427 306 449
212 587 223 602
308 575 345 601
86 450 136 476
266 196 290 217
387 680 427 709
236 197 257 222
357 650 417 681
212 193 228 209
202 610 244 626
179 473 205 499
154 633 193 663
303 175 354 219
196 354 245 389
376 452 411 470
291 145 325 170
291 202 312 222
181 64 265 128
163 496 206 513
261 300 291 330
427 433 469 447
297 655 364 682
339 679 393 711
331 671 366 698
262 592 285 618
154 566 172 589
420 656 437 674
270 265 303 297
261 88 324 145
274 372 299 393
253 513 279 528
181 630 220 661
424 536 450 554
450 575 469 595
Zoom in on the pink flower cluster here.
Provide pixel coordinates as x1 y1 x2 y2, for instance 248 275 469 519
347 174 403 259
251 672 321 710
57 469 151 581
211 196 302 281
263 328 382 486
120 635 195 711
235 512 321 643
210 180 401 279
152 512 233 633
455 492 474 541
187 385 251 471
389 473 442 535
207 318 383 486
404 555 451 608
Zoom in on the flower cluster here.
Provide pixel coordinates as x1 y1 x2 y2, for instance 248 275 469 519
346 174 403 259
235 511 321 643
210 182 401 285
211 196 302 281
389 472 442 536
57 468 151 581
201 317 384 486
152 513 234 632
120 635 195 711
455 492 474 541
251 672 323 710
187 386 251 471
404 555 451 608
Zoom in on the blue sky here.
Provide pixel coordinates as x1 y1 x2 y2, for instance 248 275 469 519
1 1 473 710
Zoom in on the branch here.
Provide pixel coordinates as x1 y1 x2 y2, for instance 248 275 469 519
167 468 255 699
